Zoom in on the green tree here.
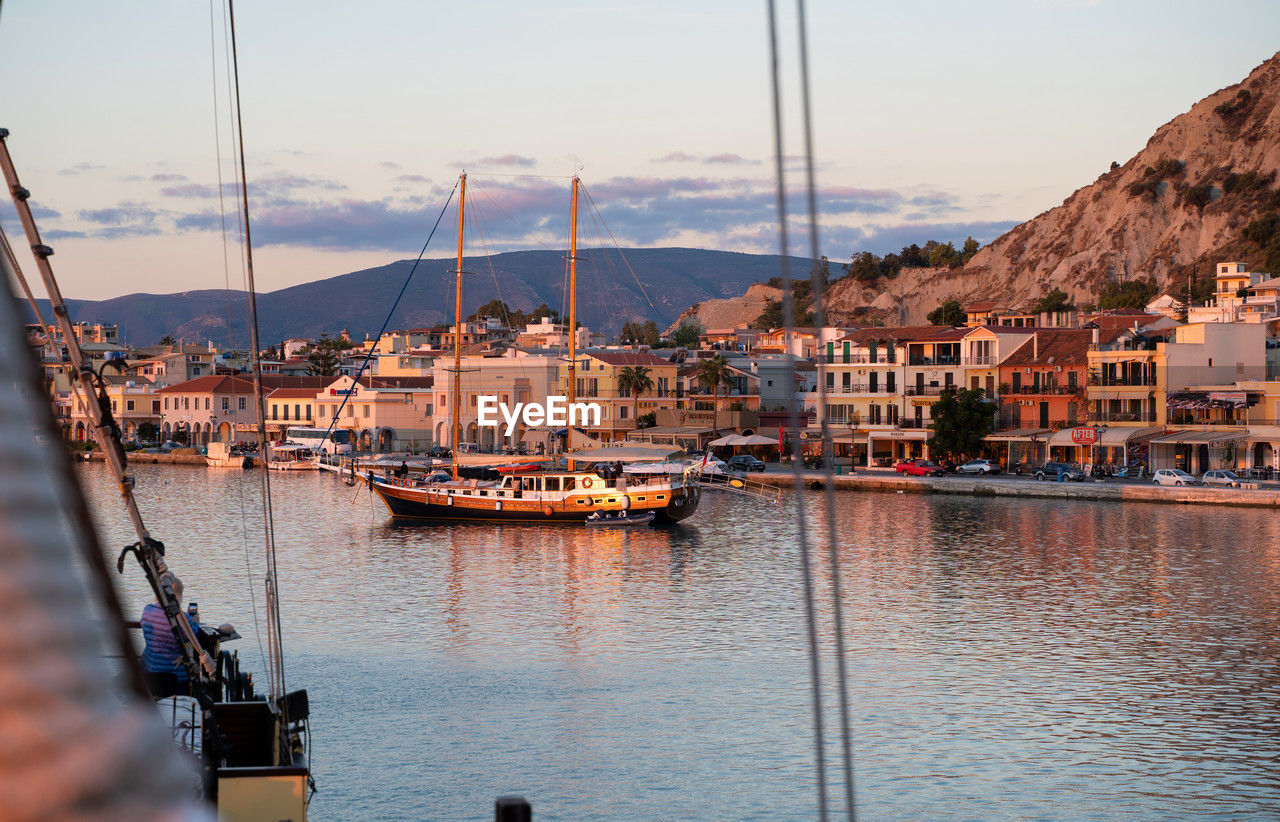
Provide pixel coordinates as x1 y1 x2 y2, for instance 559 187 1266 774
926 299 965 327
1030 288 1074 315
305 333 342 377
845 251 883 284
928 388 996 460
960 236 981 264
671 320 703 348
697 354 732 434
617 365 655 420
925 240 961 269
1096 279 1158 311
158 335 175 346
636 411 656 429
619 320 660 347
136 421 158 443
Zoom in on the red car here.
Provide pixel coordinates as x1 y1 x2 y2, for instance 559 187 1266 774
894 459 944 477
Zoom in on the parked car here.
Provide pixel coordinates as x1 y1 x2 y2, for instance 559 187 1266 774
726 455 766 473
1034 461 1086 481
899 459 945 477
957 458 1001 475
1153 468 1196 486
158 440 182 453
893 458 917 473
427 445 451 459
1200 469 1243 488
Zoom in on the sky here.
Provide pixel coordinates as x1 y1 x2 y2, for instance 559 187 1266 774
1 0 1278 300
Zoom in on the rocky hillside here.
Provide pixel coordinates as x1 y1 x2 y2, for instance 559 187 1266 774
824 51 1280 325
662 283 783 335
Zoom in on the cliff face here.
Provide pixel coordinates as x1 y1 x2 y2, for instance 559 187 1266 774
825 51 1280 325
662 283 782 335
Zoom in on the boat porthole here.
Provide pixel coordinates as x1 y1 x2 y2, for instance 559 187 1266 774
583 477 593 489
544 506 553 517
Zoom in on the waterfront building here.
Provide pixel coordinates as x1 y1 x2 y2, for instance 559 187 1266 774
157 375 330 445
558 350 679 442
66 374 161 443
313 375 434 452
1187 261 1279 324
429 350 559 451
990 329 1090 467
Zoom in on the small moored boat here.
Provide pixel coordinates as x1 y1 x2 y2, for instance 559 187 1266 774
585 510 656 526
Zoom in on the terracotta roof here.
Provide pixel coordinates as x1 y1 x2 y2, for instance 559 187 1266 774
836 325 952 344
911 326 971 342
1000 329 1092 366
157 374 330 394
267 387 320 399
586 351 672 368
965 301 1000 312
359 376 434 389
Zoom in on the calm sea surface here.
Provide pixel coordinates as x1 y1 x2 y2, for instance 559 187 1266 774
80 463 1280 821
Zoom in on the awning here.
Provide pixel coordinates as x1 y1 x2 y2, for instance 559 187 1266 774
986 428 1051 442
1047 429 1076 448
1098 426 1163 445
1147 429 1247 445
867 429 929 441
1166 391 1247 410
569 445 684 462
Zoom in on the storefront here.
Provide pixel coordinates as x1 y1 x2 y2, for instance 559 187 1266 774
1147 429 1247 473
1047 425 1163 470
867 429 928 466
985 428 1051 469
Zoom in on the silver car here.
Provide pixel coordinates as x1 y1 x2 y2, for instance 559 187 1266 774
1153 468 1195 486
1201 469 1242 488
958 458 1001 475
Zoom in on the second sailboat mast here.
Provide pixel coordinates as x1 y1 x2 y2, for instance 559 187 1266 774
451 172 466 480
567 175 579 406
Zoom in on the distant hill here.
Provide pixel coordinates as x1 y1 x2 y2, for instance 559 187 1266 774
823 50 1280 324
21 248 809 347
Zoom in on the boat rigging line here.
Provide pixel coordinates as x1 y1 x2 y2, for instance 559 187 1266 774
0 128 217 689
312 182 458 452
766 0 857 818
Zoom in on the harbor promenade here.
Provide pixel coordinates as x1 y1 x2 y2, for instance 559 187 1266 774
749 466 1280 509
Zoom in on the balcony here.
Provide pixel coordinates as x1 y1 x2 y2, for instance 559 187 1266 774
1088 411 1157 423
962 356 996 366
903 385 954 397
825 383 897 395
1006 385 1084 396
897 418 929 429
908 356 959 367
1088 376 1156 387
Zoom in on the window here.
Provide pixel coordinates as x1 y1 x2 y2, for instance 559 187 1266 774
239 397 246 410
111 400 117 412
272 404 278 420
363 405 370 417
306 406 312 421
153 400 161 413
205 397 210 410
886 372 896 392
294 404 301 419
184 397 190 410
164 397 169 410
222 397 230 411
126 400 135 411
620 406 629 419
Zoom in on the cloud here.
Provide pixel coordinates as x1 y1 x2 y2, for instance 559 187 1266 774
43 228 87 240
74 201 166 239
59 162 104 176
395 174 430 184
825 220 1021 256
454 154 537 168
379 161 401 170
653 152 761 166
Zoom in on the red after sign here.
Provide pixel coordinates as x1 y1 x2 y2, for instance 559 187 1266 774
1070 427 1097 445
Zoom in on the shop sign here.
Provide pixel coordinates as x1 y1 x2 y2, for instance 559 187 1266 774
1070 427 1097 445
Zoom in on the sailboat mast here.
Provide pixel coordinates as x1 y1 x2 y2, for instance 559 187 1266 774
567 175 579 406
452 172 467 480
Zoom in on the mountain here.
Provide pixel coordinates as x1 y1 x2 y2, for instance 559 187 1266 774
662 283 783 336
823 51 1280 324
24 248 809 347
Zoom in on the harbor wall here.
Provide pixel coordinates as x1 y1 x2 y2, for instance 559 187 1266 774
747 471 1280 509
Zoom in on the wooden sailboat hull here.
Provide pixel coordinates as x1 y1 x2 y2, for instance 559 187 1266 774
368 477 701 524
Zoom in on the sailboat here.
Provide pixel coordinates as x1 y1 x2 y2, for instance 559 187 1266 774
0 1 314 816
366 174 703 524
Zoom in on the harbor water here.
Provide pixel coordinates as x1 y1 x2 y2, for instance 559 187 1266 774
81 463 1280 820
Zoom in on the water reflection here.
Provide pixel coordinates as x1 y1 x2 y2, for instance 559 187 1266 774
79 464 1280 821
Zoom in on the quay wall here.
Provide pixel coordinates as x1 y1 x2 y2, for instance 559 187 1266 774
747 471 1280 509
79 451 208 466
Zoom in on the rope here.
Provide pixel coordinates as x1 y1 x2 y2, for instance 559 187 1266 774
766 2 829 818
317 183 458 446
795 0 857 815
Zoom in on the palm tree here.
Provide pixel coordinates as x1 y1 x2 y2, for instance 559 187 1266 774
697 355 731 434
617 365 654 425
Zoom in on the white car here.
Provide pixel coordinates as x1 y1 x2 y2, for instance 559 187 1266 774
1201 469 1243 488
1153 468 1196 486
957 458 1001 475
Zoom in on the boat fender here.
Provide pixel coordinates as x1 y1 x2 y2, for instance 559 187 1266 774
496 501 502 511
447 495 454 506
582 477 593 489
620 495 631 511
544 505 553 517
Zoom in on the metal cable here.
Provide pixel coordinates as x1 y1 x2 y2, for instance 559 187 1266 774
795 0 857 816
766 1 829 817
